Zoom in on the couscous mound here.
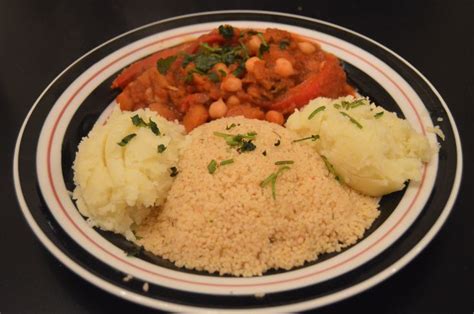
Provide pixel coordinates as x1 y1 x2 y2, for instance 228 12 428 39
137 117 379 276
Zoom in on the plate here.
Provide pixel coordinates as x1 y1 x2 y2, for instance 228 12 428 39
13 11 462 312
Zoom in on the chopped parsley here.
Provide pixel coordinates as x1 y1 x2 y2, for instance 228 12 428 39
208 158 234 174
157 144 167 153
308 106 326 120
117 133 136 147
147 119 160 135
213 131 257 153
157 55 177 75
339 111 363 129
218 24 234 39
225 123 237 130
131 114 147 127
130 115 161 135
169 166 179 177
232 61 245 77
321 155 341 182
374 111 384 119
218 69 227 77
238 140 256 153
292 134 320 143
275 160 294 165
257 33 269 58
279 39 290 50
207 71 220 83
208 159 218 174
220 159 234 166
348 99 366 109
260 166 291 200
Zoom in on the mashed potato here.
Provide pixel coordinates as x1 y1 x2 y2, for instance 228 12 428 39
72 107 185 240
286 96 434 196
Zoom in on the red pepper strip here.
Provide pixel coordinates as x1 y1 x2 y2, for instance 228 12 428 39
270 54 354 114
111 32 224 89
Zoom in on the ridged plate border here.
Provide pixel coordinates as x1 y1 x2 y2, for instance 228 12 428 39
13 11 462 312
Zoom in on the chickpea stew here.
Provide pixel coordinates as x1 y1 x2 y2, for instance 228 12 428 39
113 25 355 132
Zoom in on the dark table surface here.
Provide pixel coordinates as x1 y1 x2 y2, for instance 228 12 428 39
1 1 473 313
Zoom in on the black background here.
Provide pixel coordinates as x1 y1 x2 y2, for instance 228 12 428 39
1 0 473 313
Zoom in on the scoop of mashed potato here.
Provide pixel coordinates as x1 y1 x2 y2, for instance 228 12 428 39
286 96 435 196
72 107 186 240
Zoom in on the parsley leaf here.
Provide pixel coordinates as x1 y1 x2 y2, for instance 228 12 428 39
218 25 234 39
208 159 218 174
131 115 147 127
117 133 136 147
157 144 167 153
279 40 290 49
308 106 326 120
147 118 161 135
169 166 179 177
157 55 177 75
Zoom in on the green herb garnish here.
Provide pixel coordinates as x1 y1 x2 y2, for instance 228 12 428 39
218 24 234 39
349 99 366 109
157 144 167 153
194 53 222 73
339 111 363 129
257 33 269 58
279 39 290 49
208 159 218 174
374 112 384 119
117 133 136 147
232 61 245 77
239 140 256 153
225 123 237 130
275 160 294 165
293 134 320 143
200 42 222 53
321 155 341 182
308 106 326 120
214 131 257 153
147 118 160 135
131 114 147 127
207 71 220 83
218 69 227 77
220 159 234 166
169 166 179 177
260 166 291 200
157 55 177 75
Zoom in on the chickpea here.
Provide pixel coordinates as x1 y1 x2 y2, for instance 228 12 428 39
274 58 295 77
298 41 316 54
247 35 262 55
245 56 261 73
226 95 240 106
213 63 228 75
221 75 242 92
265 110 285 125
208 99 228 119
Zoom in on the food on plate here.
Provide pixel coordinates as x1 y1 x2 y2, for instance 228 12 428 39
70 24 438 277
135 117 379 276
113 25 354 132
286 96 435 196
72 108 186 240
